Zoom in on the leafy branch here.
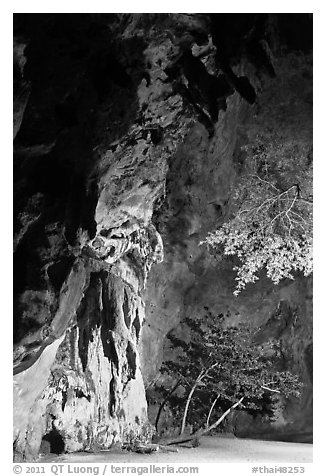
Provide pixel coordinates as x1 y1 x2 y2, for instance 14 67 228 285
201 53 312 294
201 173 312 295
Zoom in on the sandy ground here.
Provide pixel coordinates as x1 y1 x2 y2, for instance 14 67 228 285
40 436 313 463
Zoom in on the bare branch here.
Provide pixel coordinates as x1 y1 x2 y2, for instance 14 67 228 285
261 385 281 394
206 395 220 428
297 197 313 205
289 210 308 224
249 174 280 192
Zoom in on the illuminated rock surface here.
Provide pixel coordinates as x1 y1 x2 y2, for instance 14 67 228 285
13 14 312 461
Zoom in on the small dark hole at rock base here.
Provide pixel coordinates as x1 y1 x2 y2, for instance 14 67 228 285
40 428 65 455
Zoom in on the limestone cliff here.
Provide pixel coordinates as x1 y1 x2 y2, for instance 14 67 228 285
13 14 312 461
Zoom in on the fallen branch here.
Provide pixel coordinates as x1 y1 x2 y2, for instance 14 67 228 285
158 445 179 453
134 444 158 454
128 443 179 454
160 435 199 447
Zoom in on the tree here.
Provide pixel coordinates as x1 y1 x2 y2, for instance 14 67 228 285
156 313 302 443
201 53 313 295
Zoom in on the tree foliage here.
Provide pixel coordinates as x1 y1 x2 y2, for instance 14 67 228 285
201 54 313 295
158 313 302 434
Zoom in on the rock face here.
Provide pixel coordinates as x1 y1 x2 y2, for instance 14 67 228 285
141 116 313 441
141 51 312 439
13 14 312 460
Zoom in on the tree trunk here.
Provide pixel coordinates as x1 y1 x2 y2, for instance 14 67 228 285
206 394 220 428
180 362 220 435
196 396 244 437
180 370 204 435
162 396 244 446
155 380 181 431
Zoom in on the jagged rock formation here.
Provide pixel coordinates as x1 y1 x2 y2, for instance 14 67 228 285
13 14 312 461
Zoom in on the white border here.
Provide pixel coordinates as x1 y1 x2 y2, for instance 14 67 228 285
3 5 323 476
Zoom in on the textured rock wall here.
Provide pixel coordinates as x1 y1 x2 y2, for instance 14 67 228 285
140 95 243 381
13 13 214 461
142 68 313 440
13 14 312 460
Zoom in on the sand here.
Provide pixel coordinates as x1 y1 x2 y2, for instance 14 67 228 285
40 435 313 464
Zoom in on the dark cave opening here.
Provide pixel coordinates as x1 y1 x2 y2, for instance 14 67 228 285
40 428 65 455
